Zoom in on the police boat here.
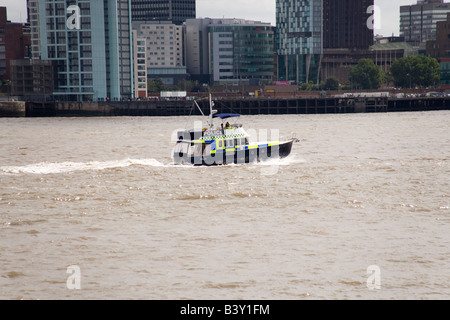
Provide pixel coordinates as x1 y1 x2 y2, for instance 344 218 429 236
173 96 298 166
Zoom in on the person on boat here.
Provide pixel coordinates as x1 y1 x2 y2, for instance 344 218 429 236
225 122 231 129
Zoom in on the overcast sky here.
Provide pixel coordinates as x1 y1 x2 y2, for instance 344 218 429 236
0 0 439 36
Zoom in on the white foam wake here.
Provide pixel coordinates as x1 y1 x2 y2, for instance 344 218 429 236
0 158 165 175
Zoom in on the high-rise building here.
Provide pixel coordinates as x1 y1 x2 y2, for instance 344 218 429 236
130 0 196 25
276 0 323 83
185 18 275 85
400 0 450 47
276 0 374 83
27 0 41 59
323 0 374 50
30 0 133 101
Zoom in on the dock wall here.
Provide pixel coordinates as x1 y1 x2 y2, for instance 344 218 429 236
1 97 448 117
0 101 26 117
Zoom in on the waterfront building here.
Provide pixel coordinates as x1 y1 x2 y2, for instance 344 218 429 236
426 12 450 58
27 0 41 59
276 0 374 84
425 12 450 92
30 0 133 101
276 0 323 84
184 18 211 84
0 7 30 81
130 0 196 25
400 0 450 47
322 0 374 50
10 59 55 99
440 58 450 91
132 30 147 98
132 20 186 86
185 18 275 85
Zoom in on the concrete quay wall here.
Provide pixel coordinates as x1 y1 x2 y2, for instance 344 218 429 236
1 97 448 117
0 101 26 117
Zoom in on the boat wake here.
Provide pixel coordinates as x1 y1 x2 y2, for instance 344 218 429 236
253 154 305 166
0 158 165 175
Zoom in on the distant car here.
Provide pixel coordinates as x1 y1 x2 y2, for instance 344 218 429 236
426 92 443 97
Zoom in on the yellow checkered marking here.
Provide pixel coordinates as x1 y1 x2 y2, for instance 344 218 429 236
202 133 246 141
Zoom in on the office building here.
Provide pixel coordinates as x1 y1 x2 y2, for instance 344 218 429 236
440 58 450 90
132 30 148 98
10 59 55 98
132 20 186 86
400 0 450 47
31 0 133 101
426 12 450 58
276 0 374 84
0 7 30 81
323 0 374 50
276 0 323 83
184 18 211 84
27 0 41 59
186 18 275 85
131 0 196 25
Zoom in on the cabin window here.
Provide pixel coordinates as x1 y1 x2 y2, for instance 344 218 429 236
226 139 234 148
218 140 223 149
203 143 212 155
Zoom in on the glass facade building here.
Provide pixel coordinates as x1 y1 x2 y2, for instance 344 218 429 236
185 18 275 85
34 0 133 101
130 0 196 25
440 58 450 89
276 0 374 84
276 0 323 83
209 21 275 84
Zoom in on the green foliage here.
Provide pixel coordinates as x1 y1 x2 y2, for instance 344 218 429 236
390 56 440 88
147 79 165 93
322 77 340 91
299 81 319 91
349 59 384 90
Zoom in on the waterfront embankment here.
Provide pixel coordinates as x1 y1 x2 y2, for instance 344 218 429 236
0 96 448 117
0 101 26 117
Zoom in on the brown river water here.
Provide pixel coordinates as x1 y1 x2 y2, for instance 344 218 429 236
0 111 449 299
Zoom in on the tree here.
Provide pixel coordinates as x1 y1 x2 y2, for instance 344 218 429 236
390 56 440 88
322 77 340 91
299 81 318 91
349 59 384 90
147 79 165 93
